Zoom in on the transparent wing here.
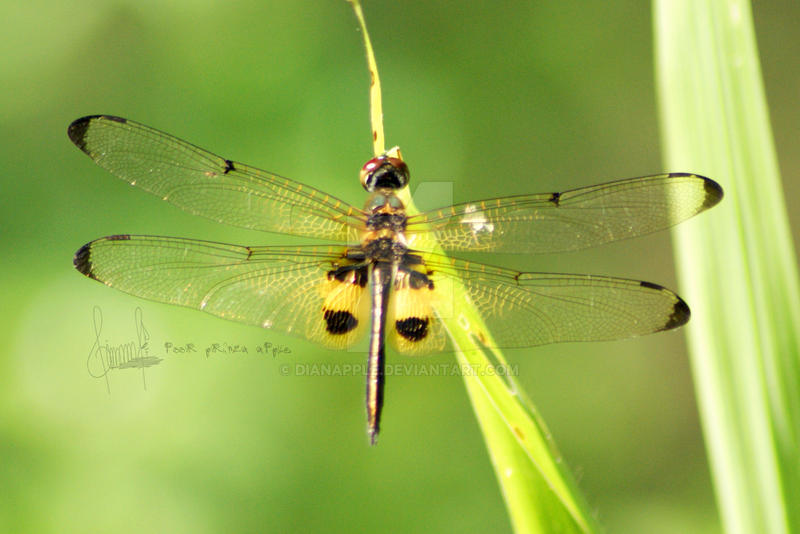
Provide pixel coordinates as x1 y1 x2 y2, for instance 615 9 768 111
73 235 370 349
422 253 689 349
68 116 364 242
407 174 723 253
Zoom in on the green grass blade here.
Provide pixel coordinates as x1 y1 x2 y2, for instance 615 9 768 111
395 188 600 534
654 1 800 532
451 328 599 533
348 2 600 530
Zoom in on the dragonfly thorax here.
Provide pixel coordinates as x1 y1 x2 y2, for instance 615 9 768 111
362 236 407 262
365 204 406 231
362 188 408 257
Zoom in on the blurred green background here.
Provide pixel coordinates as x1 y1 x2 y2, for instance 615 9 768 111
2 1 798 532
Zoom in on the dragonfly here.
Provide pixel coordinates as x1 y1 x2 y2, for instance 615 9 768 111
70 115 723 443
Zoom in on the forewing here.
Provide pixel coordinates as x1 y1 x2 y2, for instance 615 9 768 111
73 235 369 349
68 116 363 242
422 253 689 348
407 173 722 253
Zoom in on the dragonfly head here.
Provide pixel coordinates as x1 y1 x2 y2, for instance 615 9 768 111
360 153 409 192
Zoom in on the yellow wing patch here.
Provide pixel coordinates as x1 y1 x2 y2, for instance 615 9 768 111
388 268 446 355
308 266 370 349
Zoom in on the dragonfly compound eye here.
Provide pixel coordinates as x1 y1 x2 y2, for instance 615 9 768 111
360 156 410 192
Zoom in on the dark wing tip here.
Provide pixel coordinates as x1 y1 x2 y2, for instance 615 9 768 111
638 280 691 331
67 117 92 150
664 295 691 330
73 243 95 279
74 235 130 280
700 176 724 210
68 115 127 150
665 173 724 212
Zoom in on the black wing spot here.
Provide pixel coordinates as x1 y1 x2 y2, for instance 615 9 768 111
396 317 429 342
67 118 91 150
68 116 128 150
639 280 663 291
407 270 433 290
666 173 724 210
664 298 691 330
701 177 724 209
638 281 691 330
223 159 235 174
353 267 369 287
549 192 561 206
324 310 358 335
73 244 94 278
328 265 369 287
107 234 131 241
